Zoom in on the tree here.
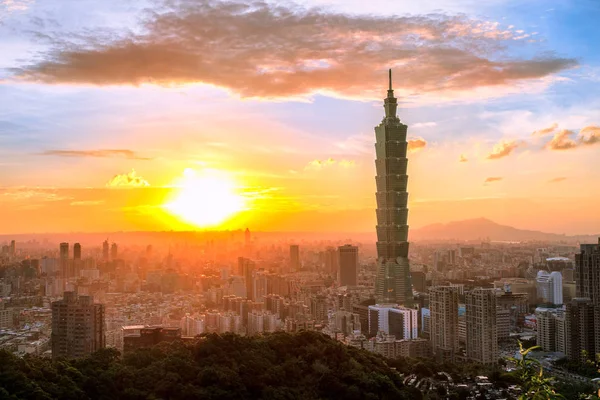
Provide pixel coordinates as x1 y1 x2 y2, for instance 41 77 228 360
510 341 564 400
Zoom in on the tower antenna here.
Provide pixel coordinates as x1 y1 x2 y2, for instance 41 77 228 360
389 69 392 90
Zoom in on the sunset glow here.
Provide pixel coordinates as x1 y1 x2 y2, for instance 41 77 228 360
0 0 598 235
164 169 246 228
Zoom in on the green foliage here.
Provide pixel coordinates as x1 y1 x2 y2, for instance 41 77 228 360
510 341 564 400
0 332 416 400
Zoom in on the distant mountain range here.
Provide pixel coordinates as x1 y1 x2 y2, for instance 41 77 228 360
410 218 599 243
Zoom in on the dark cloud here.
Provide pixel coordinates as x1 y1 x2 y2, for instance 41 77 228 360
486 140 523 160
548 177 567 183
39 149 151 160
545 129 577 151
12 0 577 98
407 138 427 152
484 177 503 183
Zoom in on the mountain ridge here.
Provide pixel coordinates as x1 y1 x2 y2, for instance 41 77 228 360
410 217 599 242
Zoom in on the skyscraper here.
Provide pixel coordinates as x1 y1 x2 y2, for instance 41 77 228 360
566 238 600 362
102 240 109 261
51 291 105 360
374 70 413 306
536 271 563 305
338 244 358 287
290 244 300 271
429 286 459 362
110 243 118 260
59 242 69 259
73 243 82 260
465 288 498 365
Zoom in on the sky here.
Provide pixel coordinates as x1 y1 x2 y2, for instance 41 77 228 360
0 0 599 235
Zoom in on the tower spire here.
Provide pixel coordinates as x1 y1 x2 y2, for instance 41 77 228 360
384 68 398 119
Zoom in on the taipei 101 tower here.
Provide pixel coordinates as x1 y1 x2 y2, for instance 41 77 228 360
374 69 413 307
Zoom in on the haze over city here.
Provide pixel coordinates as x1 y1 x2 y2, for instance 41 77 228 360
1 0 599 235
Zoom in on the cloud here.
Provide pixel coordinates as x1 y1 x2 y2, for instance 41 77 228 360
304 158 355 170
484 177 503 183
545 129 578 151
548 177 567 183
532 122 558 136
40 149 151 160
12 0 577 99
459 154 468 163
106 169 150 187
486 140 523 160
407 138 427 153
338 160 356 168
579 125 600 146
1 0 31 12
1 188 70 202
413 122 437 128
70 200 106 206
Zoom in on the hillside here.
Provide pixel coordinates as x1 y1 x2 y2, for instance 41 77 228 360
0 332 421 400
410 218 597 242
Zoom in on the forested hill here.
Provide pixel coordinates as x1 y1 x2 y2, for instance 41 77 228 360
0 332 421 400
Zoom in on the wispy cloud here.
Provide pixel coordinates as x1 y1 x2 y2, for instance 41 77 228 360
40 149 152 160
304 158 355 170
1 0 32 12
106 170 150 187
532 122 558 136
13 0 577 100
548 177 567 183
413 122 437 128
486 140 523 160
407 138 427 153
484 177 503 184
1 188 70 203
459 154 468 163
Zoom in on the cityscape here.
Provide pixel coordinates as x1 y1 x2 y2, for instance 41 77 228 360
1 0 600 399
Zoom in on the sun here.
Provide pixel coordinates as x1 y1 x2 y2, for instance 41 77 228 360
164 168 246 228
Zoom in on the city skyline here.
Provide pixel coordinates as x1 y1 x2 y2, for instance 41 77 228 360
1 0 600 235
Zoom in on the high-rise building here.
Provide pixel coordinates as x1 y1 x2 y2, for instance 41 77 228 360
338 244 358 287
244 228 251 249
110 243 118 260
102 240 109 261
410 271 426 293
9 240 16 256
290 244 300 271
566 239 600 363
536 307 566 353
51 291 105 360
536 271 563 305
331 310 362 337
73 243 82 260
311 295 328 323
374 70 413 307
566 298 596 362
389 307 419 340
324 247 339 277
367 304 418 340
465 288 498 365
429 286 459 362
59 242 69 259
240 258 255 300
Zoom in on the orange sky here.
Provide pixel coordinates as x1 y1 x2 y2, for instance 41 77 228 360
1 0 599 235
